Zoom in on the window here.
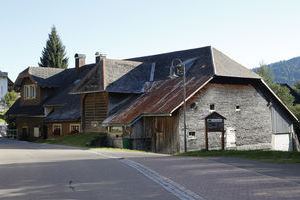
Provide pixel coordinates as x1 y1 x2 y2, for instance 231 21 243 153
109 126 123 133
188 132 196 139
235 105 240 111
190 102 197 109
53 124 62 136
70 124 80 134
34 127 39 137
24 85 36 99
210 104 215 111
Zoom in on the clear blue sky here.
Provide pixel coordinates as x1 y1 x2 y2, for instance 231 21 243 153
1 0 300 81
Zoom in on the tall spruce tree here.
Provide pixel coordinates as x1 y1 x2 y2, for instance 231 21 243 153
39 26 68 68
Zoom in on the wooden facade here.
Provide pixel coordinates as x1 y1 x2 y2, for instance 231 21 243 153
16 117 44 140
81 92 108 132
130 113 179 154
46 122 81 138
20 78 40 105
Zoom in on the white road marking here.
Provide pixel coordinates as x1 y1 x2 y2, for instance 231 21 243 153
87 150 206 200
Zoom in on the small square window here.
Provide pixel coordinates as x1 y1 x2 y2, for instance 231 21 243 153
236 105 240 111
53 124 62 136
70 124 80 134
210 104 215 111
188 132 196 139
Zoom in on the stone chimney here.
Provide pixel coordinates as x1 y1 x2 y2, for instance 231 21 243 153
95 52 106 63
74 53 86 72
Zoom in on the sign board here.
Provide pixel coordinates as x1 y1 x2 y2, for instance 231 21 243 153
206 118 224 132
207 119 223 123
204 112 226 150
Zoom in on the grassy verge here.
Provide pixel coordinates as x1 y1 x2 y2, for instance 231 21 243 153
36 133 150 153
36 132 106 148
174 150 300 164
90 147 151 153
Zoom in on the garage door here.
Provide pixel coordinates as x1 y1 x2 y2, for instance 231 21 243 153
272 134 290 151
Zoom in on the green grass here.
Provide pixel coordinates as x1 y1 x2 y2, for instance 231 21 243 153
36 133 151 153
36 132 106 148
174 150 300 164
90 147 151 153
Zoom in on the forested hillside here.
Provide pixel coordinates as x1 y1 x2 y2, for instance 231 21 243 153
253 57 300 85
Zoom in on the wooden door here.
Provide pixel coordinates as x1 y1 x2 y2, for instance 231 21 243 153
21 127 28 140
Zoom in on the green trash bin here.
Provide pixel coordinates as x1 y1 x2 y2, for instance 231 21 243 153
122 138 132 149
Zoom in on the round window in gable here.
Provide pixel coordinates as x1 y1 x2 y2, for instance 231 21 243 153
190 102 197 109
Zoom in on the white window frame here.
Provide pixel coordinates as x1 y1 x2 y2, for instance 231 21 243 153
34 127 40 137
24 84 36 99
188 131 196 139
70 124 80 133
53 124 62 135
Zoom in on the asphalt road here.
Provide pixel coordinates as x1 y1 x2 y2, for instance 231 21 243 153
0 139 300 200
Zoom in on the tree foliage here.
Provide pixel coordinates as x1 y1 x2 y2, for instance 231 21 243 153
257 65 300 141
256 65 274 86
1 90 18 108
39 26 68 68
257 65 294 107
253 56 300 86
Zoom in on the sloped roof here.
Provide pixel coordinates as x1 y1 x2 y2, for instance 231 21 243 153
212 48 260 79
5 98 44 116
7 64 94 120
15 67 65 89
73 46 261 95
103 76 212 125
71 59 147 94
44 94 81 122
106 62 153 93
0 71 8 78
127 46 214 80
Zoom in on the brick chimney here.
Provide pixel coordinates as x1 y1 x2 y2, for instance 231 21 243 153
74 53 86 72
95 52 106 63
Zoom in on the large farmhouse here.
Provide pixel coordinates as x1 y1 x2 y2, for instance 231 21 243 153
71 46 300 153
6 46 300 152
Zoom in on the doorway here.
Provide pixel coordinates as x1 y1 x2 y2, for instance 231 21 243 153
21 126 29 140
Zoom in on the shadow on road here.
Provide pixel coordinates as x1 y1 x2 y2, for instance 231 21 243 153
0 159 175 200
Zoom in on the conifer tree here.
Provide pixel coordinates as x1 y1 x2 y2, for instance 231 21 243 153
39 26 68 68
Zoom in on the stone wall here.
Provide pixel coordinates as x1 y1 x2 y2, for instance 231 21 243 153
178 83 273 152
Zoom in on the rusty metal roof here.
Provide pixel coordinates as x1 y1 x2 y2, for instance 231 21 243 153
103 75 212 125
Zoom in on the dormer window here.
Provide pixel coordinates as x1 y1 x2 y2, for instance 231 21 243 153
24 85 36 99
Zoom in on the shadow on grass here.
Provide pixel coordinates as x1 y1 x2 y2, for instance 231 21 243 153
174 150 300 164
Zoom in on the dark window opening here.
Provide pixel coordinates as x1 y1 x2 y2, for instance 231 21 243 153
210 104 215 110
189 132 196 137
236 105 240 111
190 102 196 109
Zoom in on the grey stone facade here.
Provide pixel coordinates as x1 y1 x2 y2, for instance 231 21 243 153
178 83 274 152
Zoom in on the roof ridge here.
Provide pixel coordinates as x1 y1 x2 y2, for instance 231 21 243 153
210 46 216 75
127 46 212 60
29 66 65 70
106 58 144 64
